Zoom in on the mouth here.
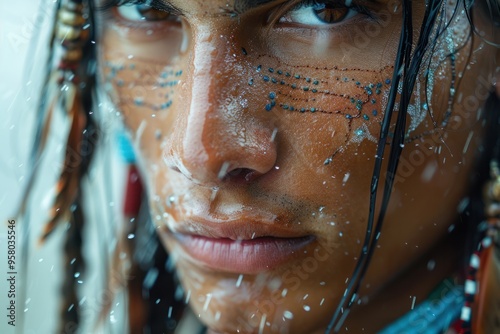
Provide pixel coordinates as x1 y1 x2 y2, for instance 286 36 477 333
161 216 315 274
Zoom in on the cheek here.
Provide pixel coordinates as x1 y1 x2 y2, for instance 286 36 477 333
405 8 494 141
100 29 188 166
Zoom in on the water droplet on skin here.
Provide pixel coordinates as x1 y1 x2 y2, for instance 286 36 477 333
210 187 219 203
303 305 311 311
168 195 176 206
74 272 80 278
239 98 248 108
127 233 135 239
283 310 294 319
342 173 350 184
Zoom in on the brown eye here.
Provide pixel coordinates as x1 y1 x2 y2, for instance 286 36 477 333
314 6 349 23
279 2 357 26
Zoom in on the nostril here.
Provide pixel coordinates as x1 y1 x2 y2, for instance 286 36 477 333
224 168 260 183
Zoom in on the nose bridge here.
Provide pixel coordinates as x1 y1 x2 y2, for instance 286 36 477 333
169 24 277 185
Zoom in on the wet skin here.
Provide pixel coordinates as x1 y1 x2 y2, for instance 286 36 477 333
97 0 499 332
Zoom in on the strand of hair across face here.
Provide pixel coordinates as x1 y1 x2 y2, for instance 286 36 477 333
324 0 410 328
325 0 446 332
353 0 444 313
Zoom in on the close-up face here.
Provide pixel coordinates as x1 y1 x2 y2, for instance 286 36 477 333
95 0 498 332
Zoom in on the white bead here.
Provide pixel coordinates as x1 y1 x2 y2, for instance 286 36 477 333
464 280 476 295
460 306 471 321
482 236 492 248
470 254 480 269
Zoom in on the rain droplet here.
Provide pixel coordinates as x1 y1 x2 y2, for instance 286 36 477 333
218 162 231 179
203 294 212 311
342 173 350 184
236 274 244 287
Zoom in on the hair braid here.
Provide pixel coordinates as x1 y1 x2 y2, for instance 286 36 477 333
32 0 98 332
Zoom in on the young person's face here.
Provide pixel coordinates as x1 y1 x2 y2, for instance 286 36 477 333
98 0 498 332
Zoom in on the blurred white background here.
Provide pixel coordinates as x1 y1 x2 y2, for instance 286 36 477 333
0 2 66 333
0 2 127 333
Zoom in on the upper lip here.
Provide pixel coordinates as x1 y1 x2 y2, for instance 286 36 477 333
168 212 310 240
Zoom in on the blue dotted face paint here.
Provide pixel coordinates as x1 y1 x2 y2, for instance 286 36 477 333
103 60 183 113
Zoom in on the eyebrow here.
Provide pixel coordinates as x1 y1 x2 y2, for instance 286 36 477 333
152 0 280 15
233 0 278 13
146 0 183 15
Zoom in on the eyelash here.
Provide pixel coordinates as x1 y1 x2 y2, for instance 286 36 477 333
289 0 372 16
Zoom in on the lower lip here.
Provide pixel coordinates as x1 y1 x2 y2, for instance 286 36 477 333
172 234 315 274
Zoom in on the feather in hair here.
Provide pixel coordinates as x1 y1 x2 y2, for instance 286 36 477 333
40 82 85 243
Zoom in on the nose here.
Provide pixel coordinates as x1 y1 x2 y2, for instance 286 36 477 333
165 26 277 186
